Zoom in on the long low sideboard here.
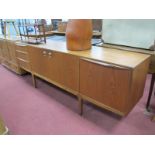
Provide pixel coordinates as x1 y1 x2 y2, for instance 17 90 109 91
0 37 151 116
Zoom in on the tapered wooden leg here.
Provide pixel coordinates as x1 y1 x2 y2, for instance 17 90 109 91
78 96 83 115
151 115 155 121
32 74 37 88
146 73 155 111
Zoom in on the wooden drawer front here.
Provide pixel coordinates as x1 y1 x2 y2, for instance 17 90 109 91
16 51 29 61
16 43 28 53
18 58 30 71
80 58 131 113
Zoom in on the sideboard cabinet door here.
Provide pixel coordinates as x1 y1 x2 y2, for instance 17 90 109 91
7 41 17 64
48 51 79 92
79 58 132 115
29 46 79 93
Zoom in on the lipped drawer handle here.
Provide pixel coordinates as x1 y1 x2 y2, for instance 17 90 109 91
15 43 27 47
81 58 129 70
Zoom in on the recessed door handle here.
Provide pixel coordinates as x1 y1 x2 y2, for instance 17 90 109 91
81 58 130 70
16 43 27 47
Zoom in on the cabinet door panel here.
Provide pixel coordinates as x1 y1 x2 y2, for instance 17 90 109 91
1 40 10 60
60 54 79 91
49 52 79 91
29 46 79 92
80 58 131 113
7 41 17 64
29 47 49 77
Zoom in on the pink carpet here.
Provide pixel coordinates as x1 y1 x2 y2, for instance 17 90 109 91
0 65 155 135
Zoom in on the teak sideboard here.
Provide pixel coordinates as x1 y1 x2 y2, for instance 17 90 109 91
0 38 150 116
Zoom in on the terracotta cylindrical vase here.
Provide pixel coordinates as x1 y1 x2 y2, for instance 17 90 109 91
66 19 93 51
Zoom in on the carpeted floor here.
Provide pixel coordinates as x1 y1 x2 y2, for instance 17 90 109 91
0 65 155 135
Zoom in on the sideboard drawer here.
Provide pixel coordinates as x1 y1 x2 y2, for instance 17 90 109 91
17 58 30 71
16 43 28 52
16 43 31 72
16 50 29 61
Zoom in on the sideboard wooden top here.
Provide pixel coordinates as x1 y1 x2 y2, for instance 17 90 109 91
1 36 150 69
30 40 150 69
